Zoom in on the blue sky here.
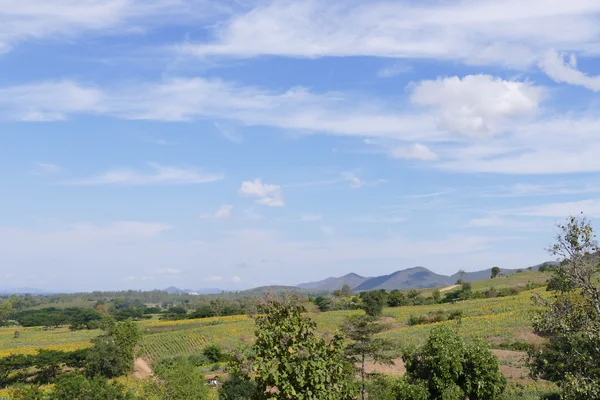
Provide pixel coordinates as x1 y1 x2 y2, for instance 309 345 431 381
2 0 600 291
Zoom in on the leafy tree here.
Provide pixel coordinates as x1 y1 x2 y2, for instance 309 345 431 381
219 373 257 400
529 214 600 399
341 284 353 297
202 344 225 363
491 266 501 279
341 315 395 400
314 296 332 312
432 289 441 303
360 290 387 317
47 372 136 400
0 300 12 326
387 290 407 307
229 298 356 399
85 317 141 378
403 325 506 400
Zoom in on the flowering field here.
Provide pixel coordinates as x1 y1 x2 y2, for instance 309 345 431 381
0 326 98 357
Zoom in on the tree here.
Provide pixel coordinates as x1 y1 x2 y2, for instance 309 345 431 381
229 298 356 400
529 214 600 399
314 296 332 312
47 372 136 400
491 266 501 279
341 315 395 400
403 325 506 400
0 301 12 326
85 317 141 378
341 284 352 297
432 289 441 303
360 290 387 317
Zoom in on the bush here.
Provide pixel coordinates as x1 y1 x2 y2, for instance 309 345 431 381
47 372 135 400
150 358 211 400
403 325 506 400
218 373 257 400
203 344 225 363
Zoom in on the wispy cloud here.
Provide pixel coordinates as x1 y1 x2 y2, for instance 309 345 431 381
239 179 284 207
201 205 233 219
213 122 242 144
0 0 226 55
33 162 63 175
377 63 412 78
204 275 223 282
157 268 181 275
175 0 600 68
540 50 600 91
62 163 223 186
342 173 387 189
502 199 600 218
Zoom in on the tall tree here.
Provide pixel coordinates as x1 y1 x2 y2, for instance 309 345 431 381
491 266 501 279
341 315 394 400
360 290 387 317
0 301 12 326
529 214 600 399
229 298 356 400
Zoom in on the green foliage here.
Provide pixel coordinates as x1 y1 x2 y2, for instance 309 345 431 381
341 315 395 399
85 317 141 378
8 307 101 329
218 373 257 400
491 266 501 279
229 299 356 400
529 214 600 399
0 349 88 386
403 325 506 400
360 290 387 317
314 296 332 312
47 372 135 400
147 358 211 400
202 344 225 363
366 375 429 400
0 301 13 326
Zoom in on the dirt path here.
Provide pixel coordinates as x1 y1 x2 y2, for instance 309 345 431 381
133 358 153 379
440 284 459 292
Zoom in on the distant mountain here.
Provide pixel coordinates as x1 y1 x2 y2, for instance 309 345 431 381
355 267 453 291
163 287 222 295
297 262 557 292
298 273 369 291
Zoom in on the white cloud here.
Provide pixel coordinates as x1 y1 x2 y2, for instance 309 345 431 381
157 268 181 275
0 79 435 141
33 163 63 175
231 275 241 283
176 0 600 68
540 50 600 91
0 81 103 120
201 204 233 219
390 143 438 161
0 0 224 54
377 63 412 78
122 276 136 281
505 199 600 218
341 173 386 189
205 275 223 282
239 179 284 207
62 163 223 186
410 75 544 137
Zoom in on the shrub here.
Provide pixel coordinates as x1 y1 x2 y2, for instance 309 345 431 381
202 344 225 363
402 325 506 400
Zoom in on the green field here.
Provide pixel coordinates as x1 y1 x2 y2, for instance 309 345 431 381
0 286 556 398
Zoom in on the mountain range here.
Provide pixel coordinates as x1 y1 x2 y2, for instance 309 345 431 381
297 264 551 292
163 286 222 295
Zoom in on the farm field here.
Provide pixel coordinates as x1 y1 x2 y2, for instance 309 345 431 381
0 288 555 397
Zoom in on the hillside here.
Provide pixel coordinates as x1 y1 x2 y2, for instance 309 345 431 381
355 267 453 291
298 262 556 292
298 273 369 291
